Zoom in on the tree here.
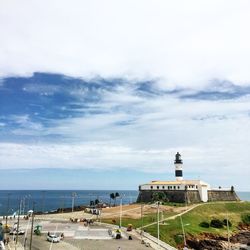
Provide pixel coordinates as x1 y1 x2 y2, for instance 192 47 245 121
152 192 167 202
114 192 120 206
110 193 115 206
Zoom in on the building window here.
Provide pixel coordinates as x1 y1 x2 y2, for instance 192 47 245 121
168 186 170 190
196 185 198 189
162 186 165 189
157 186 159 189
178 186 180 189
151 186 153 189
174 186 176 189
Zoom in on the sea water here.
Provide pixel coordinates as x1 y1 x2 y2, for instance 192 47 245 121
0 190 249 216
0 190 139 215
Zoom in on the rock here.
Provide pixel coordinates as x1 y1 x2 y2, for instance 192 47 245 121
231 231 250 245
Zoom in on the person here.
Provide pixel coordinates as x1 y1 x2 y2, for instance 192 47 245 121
3 239 6 245
6 237 9 245
24 237 27 247
117 247 121 250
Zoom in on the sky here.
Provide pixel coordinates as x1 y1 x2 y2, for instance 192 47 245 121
0 0 250 190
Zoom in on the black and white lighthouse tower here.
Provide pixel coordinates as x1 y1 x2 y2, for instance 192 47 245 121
175 152 183 181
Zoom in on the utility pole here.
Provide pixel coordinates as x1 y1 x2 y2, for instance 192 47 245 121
29 202 35 250
62 195 65 213
227 213 230 250
41 191 46 213
141 203 144 241
72 192 77 212
180 215 186 246
15 200 21 249
5 193 11 230
119 197 123 228
157 202 160 247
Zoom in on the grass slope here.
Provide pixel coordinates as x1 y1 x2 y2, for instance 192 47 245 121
102 202 250 248
145 202 250 247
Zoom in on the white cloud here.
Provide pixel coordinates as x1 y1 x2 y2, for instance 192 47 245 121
1 87 249 187
1 1 250 190
1 0 250 87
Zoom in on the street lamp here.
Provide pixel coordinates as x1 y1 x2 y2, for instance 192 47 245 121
157 202 160 247
5 193 11 237
119 194 125 228
141 203 144 241
72 192 77 212
41 191 46 213
180 215 190 247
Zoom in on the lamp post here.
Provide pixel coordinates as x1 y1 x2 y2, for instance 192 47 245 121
180 215 187 246
29 202 35 250
157 202 160 247
15 199 21 249
5 193 11 227
41 191 46 213
118 194 125 228
72 192 77 212
226 213 231 250
119 197 122 228
141 203 144 241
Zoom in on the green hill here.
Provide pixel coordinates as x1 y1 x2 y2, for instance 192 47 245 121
145 201 250 247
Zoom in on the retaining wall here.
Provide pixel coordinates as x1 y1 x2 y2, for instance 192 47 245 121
208 190 240 202
137 190 239 204
137 190 201 203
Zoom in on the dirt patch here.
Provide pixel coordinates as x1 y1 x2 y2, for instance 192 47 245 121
101 204 186 219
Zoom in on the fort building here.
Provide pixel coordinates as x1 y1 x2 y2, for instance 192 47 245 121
137 152 239 203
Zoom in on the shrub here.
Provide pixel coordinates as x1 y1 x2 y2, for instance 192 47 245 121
241 214 250 225
222 219 232 227
174 234 183 244
152 192 167 202
210 219 224 228
199 221 210 228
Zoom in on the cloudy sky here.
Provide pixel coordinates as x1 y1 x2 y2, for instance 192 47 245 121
0 0 250 190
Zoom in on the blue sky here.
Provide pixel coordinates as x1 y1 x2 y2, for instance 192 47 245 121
0 0 250 190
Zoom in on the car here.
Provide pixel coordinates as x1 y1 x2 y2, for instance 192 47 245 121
9 229 25 235
47 234 60 243
0 241 5 250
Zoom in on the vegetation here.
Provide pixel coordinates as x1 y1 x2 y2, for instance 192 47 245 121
109 192 120 206
241 213 250 225
140 202 250 247
152 192 168 202
210 219 224 228
102 210 177 229
102 201 250 248
199 221 210 228
222 219 232 227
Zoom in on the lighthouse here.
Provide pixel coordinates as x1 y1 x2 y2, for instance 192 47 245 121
175 152 183 181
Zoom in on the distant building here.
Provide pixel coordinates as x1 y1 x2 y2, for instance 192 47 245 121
137 152 239 203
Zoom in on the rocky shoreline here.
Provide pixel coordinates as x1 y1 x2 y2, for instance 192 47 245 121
186 230 250 250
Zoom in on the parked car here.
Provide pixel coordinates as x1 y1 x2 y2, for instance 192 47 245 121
9 229 25 235
0 241 5 250
47 234 60 243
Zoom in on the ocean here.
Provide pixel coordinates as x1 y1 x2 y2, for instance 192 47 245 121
0 190 139 216
0 190 249 216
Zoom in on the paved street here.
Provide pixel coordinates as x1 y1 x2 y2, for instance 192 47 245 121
3 218 152 250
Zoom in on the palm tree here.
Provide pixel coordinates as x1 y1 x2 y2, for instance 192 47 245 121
110 193 115 207
114 192 120 207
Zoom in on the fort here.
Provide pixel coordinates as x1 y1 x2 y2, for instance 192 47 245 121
137 152 239 203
